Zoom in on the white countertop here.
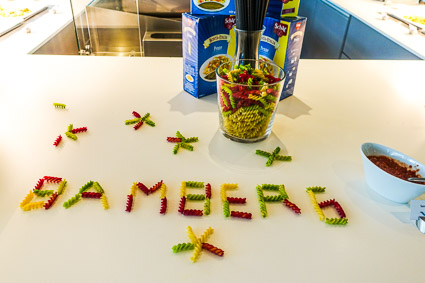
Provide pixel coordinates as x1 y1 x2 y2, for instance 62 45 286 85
331 0 425 58
0 56 425 282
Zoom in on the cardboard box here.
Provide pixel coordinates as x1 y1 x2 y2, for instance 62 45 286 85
190 0 300 18
182 13 306 100
259 16 307 100
183 13 237 98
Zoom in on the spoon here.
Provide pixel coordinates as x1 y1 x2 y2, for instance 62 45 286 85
408 177 425 183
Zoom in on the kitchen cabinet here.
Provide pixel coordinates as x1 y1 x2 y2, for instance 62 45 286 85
300 0 350 59
343 17 422 60
299 0 423 60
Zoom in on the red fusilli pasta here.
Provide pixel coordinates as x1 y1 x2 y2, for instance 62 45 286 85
44 193 58 210
167 137 182 143
132 111 141 118
71 127 87 134
43 176 62 183
227 197 246 204
182 209 203 216
178 196 186 213
81 192 102 198
125 194 133 212
134 121 143 130
230 211 252 219
202 243 224 257
136 182 150 195
150 180 163 193
53 135 62 146
205 183 211 199
160 197 167 214
283 199 301 214
34 178 44 191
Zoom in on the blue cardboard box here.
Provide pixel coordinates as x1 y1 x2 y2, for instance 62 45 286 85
190 0 300 18
182 13 306 100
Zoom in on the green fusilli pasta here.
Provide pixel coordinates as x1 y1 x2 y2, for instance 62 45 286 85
67 124 73 132
57 180 67 195
275 155 292 161
223 200 230 217
172 242 195 253
264 195 284 202
256 185 267 217
79 181 94 194
278 185 288 200
33 189 54 197
186 194 206 201
53 103 66 109
65 131 77 140
261 184 280 191
125 118 142 125
204 198 211 215
185 181 204 188
325 218 348 225
184 137 198 143
63 194 81 209
306 186 326 193
93 182 104 193
180 143 193 151
173 143 180 154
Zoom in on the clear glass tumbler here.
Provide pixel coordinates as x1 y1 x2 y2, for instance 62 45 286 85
216 59 286 143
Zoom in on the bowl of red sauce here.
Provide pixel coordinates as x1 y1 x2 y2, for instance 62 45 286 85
360 142 425 203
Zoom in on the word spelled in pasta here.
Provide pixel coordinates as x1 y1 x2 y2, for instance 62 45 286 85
306 187 348 225
221 183 251 220
257 184 301 217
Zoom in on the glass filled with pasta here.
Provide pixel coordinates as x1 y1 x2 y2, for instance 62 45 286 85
216 59 285 143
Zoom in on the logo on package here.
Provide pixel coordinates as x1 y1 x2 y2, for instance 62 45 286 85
281 0 293 3
273 22 288 37
224 16 236 30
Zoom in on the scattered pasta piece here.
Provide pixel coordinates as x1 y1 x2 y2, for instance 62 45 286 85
125 111 155 130
53 135 62 147
168 131 198 154
255 146 292 166
174 226 224 263
172 243 194 253
71 127 87 134
65 131 78 140
202 243 224 257
53 103 66 109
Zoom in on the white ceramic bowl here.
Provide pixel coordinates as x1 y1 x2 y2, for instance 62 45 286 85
360 143 425 203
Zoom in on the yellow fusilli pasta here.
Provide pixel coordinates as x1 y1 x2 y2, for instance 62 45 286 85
22 201 44 211
20 190 34 208
307 190 324 221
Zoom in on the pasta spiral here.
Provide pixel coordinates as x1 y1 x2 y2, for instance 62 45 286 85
172 242 195 253
63 194 81 209
202 243 224 257
20 191 34 208
57 180 67 195
100 195 109 209
78 181 94 194
307 190 325 221
33 189 54 197
185 181 204 188
186 194 206 201
204 198 211 215
325 218 348 225
22 201 45 211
